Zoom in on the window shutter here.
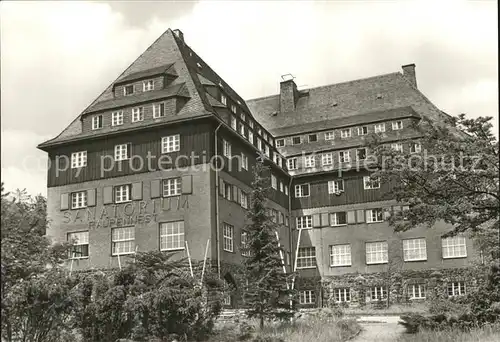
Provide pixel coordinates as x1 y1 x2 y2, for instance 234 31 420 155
347 211 356 224
87 189 96 207
181 175 192 194
356 210 365 223
321 213 329 227
150 179 161 198
365 210 370 223
103 186 113 204
60 193 69 210
126 143 132 159
131 182 142 200
312 214 321 228
219 178 225 196
233 185 239 203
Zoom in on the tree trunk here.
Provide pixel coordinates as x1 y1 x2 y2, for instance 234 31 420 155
260 316 264 330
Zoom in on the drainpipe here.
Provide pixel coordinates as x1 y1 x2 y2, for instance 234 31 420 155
287 177 293 272
214 123 222 279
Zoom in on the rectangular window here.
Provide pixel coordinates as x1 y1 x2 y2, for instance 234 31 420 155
285 187 289 196
299 290 316 304
248 130 254 143
322 153 333 166
328 180 344 194
295 184 310 198
159 221 185 251
279 181 284 192
366 241 388 264
241 153 248 170
114 144 130 161
67 231 89 259
370 286 387 300
271 174 277 189
257 138 262 151
240 112 246 122
230 104 237 113
143 80 154 91
391 143 403 152
403 238 427 261
124 85 134 95
408 284 426 299
374 123 386 133
223 223 234 252
153 103 165 118
114 184 131 203
230 115 237 130
162 178 181 197
161 135 180 153
330 244 351 266
410 142 422 153
276 138 285 147
338 151 351 163
442 236 467 259
292 136 301 145
356 148 367 160
366 209 384 223
358 126 368 136
221 94 227 105
363 176 381 189
224 183 232 200
264 144 270 157
239 123 245 136
240 191 248 209
241 232 251 256
333 288 351 302
308 134 318 142
279 212 284 224
325 131 335 140
249 120 254 129
330 212 347 226
112 111 124 126
71 191 87 209
392 121 403 130
297 247 316 268
304 155 315 168
271 209 278 223
448 282 466 297
223 139 232 158
92 115 103 130
296 216 313 229
287 158 298 170
132 107 144 122
112 227 135 255
71 151 87 168
340 128 352 138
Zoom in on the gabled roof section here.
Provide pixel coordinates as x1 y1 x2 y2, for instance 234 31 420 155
114 63 176 85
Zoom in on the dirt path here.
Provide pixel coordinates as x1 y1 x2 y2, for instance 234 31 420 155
353 316 405 342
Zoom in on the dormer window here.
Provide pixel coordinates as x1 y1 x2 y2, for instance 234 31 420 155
124 85 134 96
153 103 165 118
143 80 154 92
221 94 227 105
92 115 103 130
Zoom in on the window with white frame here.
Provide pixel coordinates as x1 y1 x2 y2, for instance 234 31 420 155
297 247 316 268
408 284 426 299
224 183 232 200
248 130 254 143
71 191 87 209
241 231 251 256
239 124 245 136
448 282 466 297
330 212 347 226
284 187 289 196
299 290 316 304
328 180 344 194
240 191 248 209
410 142 422 153
241 153 248 170
363 176 380 189
153 103 165 118
338 150 350 163
366 241 388 264
374 123 386 133
366 208 384 223
67 231 89 259
392 121 403 130
257 128 262 135
240 112 245 122
249 120 254 129
230 104 237 113
356 148 367 160
256 138 262 151
132 107 144 122
271 174 277 189
442 236 467 259
71 151 87 168
114 184 131 203
292 136 301 145
112 227 135 255
370 286 387 300
287 158 298 170
143 80 154 91
159 221 185 251
223 223 234 252
161 134 180 153
264 144 270 157
221 94 227 105
330 244 351 266
357 126 368 135
295 184 310 198
304 155 315 168
223 139 232 158
322 153 333 166
124 85 134 96
340 128 351 138
230 115 237 130
325 131 335 140
162 178 181 197
391 143 403 152
403 238 427 261
223 293 231 306
279 181 284 192
263 132 268 140
333 288 351 302
114 144 130 161
308 134 317 142
276 138 285 147
112 111 124 126
92 115 103 130
296 216 312 229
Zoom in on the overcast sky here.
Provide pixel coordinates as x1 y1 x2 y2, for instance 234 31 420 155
1 0 497 197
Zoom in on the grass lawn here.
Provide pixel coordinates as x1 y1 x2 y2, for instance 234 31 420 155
343 303 429 316
396 324 500 342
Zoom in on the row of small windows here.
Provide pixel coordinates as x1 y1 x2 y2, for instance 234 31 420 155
295 236 467 269
294 176 380 198
276 121 405 147
91 101 168 130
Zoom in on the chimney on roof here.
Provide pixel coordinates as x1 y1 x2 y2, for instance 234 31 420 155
280 74 299 112
173 29 184 43
402 63 417 88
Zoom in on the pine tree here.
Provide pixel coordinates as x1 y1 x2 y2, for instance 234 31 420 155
243 157 296 329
